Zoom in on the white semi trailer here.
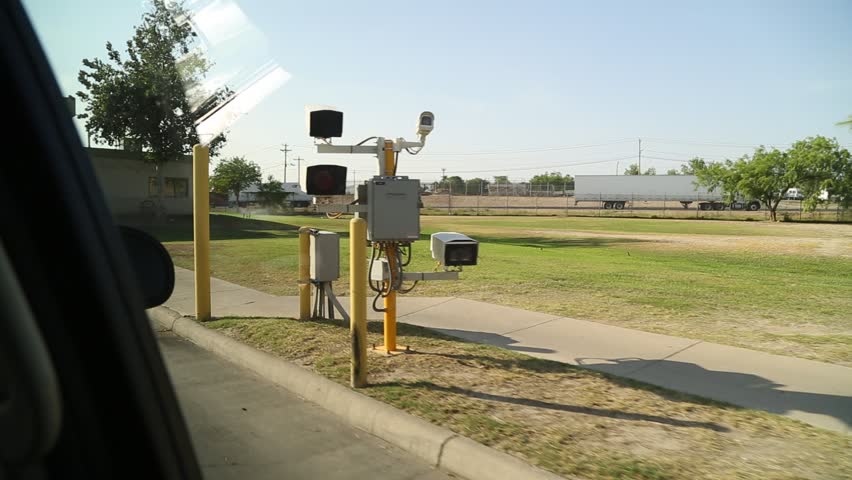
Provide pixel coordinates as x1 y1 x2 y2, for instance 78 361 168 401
574 175 761 211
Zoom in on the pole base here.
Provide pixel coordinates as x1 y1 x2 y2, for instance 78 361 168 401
372 345 411 356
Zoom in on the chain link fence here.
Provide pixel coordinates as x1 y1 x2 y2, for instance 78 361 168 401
418 188 850 222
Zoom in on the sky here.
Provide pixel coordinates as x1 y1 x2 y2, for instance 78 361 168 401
22 0 852 184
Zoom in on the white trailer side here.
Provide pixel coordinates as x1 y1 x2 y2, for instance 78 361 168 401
574 175 760 211
575 175 721 201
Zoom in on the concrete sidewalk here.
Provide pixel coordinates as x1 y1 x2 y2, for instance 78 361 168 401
166 267 852 434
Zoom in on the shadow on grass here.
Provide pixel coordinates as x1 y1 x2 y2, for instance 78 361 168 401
373 380 729 432
271 316 852 432
118 214 300 242
578 357 852 431
308 317 744 410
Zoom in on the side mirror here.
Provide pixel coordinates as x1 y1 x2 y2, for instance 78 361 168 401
118 226 175 309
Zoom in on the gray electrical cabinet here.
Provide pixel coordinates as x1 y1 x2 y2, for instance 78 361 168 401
310 231 340 281
367 177 420 242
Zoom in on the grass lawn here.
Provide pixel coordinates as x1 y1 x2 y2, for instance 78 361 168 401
143 213 852 365
206 316 852 480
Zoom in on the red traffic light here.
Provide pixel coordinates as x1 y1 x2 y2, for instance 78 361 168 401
306 165 347 195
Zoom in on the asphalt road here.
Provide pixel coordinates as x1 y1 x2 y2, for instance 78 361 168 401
157 333 453 480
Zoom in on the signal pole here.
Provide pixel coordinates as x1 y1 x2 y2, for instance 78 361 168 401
280 143 292 183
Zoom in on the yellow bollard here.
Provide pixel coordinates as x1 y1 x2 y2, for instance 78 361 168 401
192 144 211 322
350 218 368 387
298 227 311 320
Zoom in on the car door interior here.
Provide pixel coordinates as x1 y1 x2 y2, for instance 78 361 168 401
0 1 201 479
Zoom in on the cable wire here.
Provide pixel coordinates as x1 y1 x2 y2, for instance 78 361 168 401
356 136 378 146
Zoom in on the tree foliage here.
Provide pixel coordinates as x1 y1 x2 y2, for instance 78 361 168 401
465 177 490 195
624 164 656 175
693 136 850 221
256 175 290 207
680 158 706 175
529 171 574 185
210 156 261 206
77 0 228 163
435 175 465 193
789 137 852 211
493 175 509 184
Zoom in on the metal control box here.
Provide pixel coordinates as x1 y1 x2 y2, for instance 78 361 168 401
367 177 420 242
310 230 340 281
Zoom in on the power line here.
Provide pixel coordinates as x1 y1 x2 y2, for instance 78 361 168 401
639 137 847 148
642 155 697 163
415 139 635 156
404 154 638 174
643 149 730 160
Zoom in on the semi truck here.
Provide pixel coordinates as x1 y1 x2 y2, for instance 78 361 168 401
574 175 761 211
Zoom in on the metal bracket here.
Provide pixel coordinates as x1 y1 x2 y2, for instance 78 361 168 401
370 259 459 282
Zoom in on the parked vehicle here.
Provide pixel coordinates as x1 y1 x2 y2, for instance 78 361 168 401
574 175 761 211
784 188 804 200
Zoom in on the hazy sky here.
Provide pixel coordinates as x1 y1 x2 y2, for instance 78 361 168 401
24 0 852 183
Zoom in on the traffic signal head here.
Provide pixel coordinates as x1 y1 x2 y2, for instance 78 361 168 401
307 108 343 139
306 165 347 195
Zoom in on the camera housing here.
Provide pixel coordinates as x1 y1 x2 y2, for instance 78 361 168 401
416 111 434 137
430 232 478 267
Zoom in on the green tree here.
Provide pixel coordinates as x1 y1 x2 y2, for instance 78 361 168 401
256 175 290 207
493 175 509 184
680 158 706 175
77 0 228 214
837 115 852 130
666 169 681 175
444 175 465 193
788 136 852 211
694 141 845 222
465 177 490 195
529 171 574 190
211 157 261 207
624 164 655 175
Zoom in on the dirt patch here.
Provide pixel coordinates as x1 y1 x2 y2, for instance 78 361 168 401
525 229 852 257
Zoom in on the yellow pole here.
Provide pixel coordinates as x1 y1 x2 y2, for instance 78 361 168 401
383 250 397 351
350 218 368 387
382 140 398 352
192 144 211 322
298 227 311 320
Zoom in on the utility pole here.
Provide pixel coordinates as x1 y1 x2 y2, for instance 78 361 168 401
638 138 642 175
280 143 292 183
293 156 303 185
616 161 619 175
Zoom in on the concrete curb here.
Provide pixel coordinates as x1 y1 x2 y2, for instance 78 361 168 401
148 306 567 480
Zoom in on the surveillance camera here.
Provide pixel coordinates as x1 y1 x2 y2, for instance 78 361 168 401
417 111 434 137
431 232 478 267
